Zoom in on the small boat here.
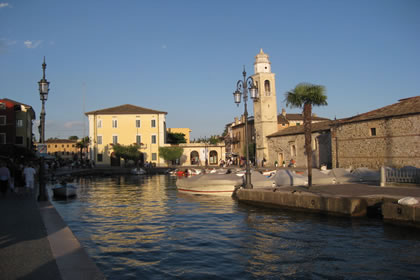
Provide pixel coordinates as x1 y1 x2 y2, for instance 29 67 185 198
52 183 77 198
131 167 147 175
176 173 243 196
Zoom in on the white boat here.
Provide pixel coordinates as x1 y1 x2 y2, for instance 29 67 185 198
131 167 147 175
176 173 243 196
52 184 77 198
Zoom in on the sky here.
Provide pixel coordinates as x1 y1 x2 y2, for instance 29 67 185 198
1 0 419 140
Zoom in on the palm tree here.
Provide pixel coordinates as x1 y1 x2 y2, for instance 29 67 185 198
285 83 327 187
76 136 90 160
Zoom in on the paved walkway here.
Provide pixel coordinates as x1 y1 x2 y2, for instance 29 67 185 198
0 189 104 280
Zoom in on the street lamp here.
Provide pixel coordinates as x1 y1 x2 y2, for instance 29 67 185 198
37 57 49 201
233 67 258 189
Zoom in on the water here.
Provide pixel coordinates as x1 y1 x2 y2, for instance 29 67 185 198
50 175 420 279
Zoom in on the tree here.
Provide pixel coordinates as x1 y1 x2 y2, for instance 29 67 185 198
159 146 184 165
75 136 90 160
112 143 143 166
285 83 327 187
68 136 79 140
167 132 187 144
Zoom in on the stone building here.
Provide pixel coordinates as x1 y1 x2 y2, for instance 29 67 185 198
332 96 420 169
267 121 332 168
267 96 420 170
37 139 79 160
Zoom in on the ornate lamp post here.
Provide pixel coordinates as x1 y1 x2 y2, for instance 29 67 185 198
38 57 50 201
233 67 258 189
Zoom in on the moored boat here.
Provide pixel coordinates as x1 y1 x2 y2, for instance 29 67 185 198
176 173 243 196
52 184 77 198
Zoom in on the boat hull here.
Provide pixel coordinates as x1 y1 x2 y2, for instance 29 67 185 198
52 185 77 198
177 185 236 196
176 173 242 196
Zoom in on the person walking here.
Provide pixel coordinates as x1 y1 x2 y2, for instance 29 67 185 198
0 161 11 196
23 163 37 193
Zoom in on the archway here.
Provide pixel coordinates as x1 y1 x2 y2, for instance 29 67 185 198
190 151 200 165
209 150 218 165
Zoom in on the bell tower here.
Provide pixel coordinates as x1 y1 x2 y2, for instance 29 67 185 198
252 49 278 165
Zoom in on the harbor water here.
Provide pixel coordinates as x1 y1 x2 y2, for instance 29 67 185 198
50 175 420 279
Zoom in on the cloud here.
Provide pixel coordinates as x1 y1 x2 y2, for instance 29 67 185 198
24 40 42 49
0 38 16 53
0 3 10 8
64 121 84 129
161 44 167 49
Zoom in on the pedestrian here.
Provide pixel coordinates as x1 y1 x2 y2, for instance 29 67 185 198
23 163 37 192
0 161 11 196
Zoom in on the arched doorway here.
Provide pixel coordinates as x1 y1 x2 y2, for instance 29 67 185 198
190 151 200 165
209 150 218 165
110 152 120 167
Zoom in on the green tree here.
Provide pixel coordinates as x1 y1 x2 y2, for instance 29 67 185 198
285 83 327 187
75 136 90 159
167 132 187 144
68 136 79 140
159 146 184 165
112 143 143 166
209 135 221 145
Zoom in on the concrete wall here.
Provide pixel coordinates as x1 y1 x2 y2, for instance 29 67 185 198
332 114 420 169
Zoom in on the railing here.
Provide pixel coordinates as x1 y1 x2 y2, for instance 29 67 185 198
381 166 420 186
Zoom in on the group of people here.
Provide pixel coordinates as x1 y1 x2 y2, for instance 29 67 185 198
0 160 38 197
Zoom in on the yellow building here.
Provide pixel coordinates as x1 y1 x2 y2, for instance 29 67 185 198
167 128 191 143
85 104 167 166
45 139 78 159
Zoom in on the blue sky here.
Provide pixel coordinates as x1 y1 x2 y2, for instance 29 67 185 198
1 0 419 140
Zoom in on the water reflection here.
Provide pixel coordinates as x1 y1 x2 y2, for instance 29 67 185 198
50 175 420 280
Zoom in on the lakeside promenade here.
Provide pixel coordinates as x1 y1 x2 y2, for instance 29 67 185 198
0 191 105 280
1 167 419 279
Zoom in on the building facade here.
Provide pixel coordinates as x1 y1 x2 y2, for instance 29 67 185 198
267 121 332 168
86 104 167 166
0 98 35 151
332 96 420 169
176 143 226 166
167 128 192 143
38 139 79 160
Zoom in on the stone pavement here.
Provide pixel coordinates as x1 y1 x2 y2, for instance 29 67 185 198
0 190 105 280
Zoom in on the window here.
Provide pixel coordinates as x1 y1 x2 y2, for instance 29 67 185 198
112 119 118 128
16 119 23 127
0 103 5 110
16 136 23 144
151 135 157 144
136 135 141 145
296 122 301 126
67 144 69 148
151 119 156 128
370 128 376 136
136 119 141 128
55 145 57 148
152 153 157 161
97 119 102 128
113 135 118 144
97 135 102 145
62 144 64 148
0 133 5 144
0 116 5 125
264 80 271 96
97 153 103 162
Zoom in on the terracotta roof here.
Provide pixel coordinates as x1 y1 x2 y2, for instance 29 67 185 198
1 98 33 108
338 96 420 124
282 113 330 122
85 104 167 115
267 121 333 138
